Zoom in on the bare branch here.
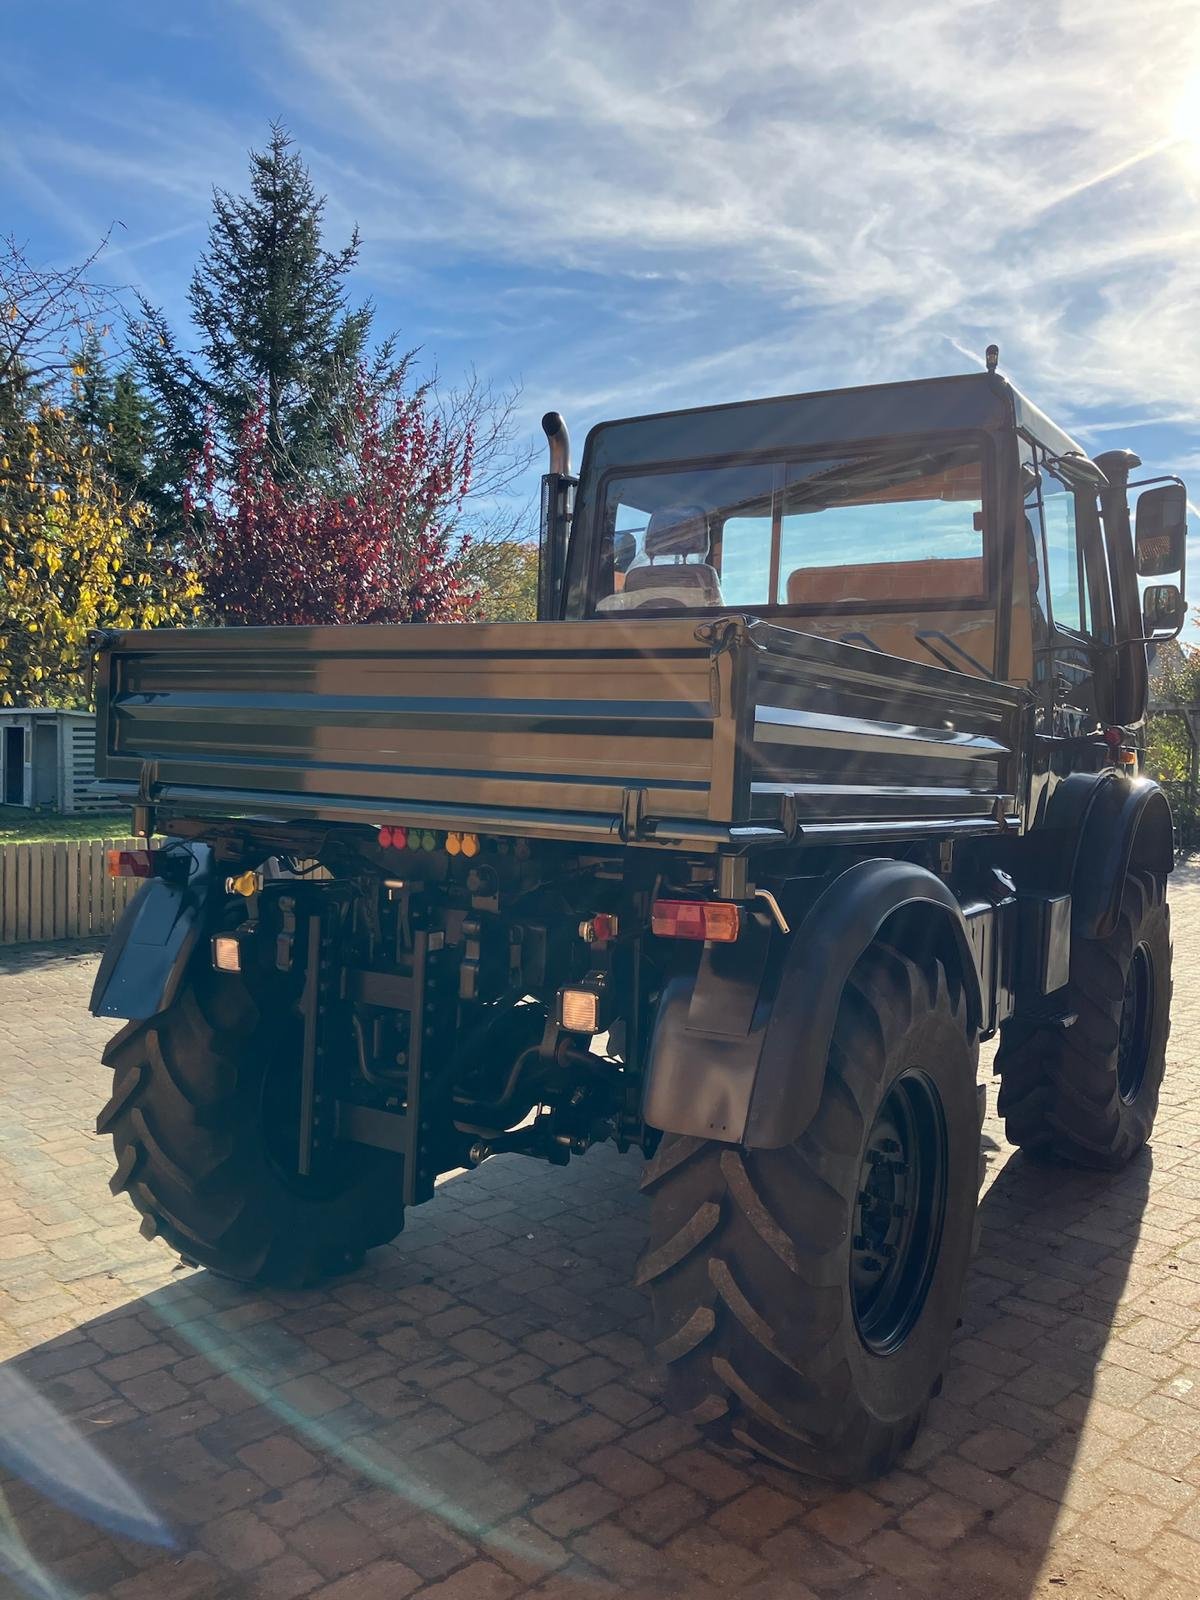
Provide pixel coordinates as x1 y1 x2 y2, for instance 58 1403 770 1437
0 232 121 395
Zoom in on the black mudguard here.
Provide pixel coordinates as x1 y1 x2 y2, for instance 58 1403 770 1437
89 843 217 1021
1065 774 1173 940
641 859 983 1150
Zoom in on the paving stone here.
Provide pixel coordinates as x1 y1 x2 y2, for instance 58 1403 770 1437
199 1507 287 1572
308 1557 422 1598
532 1480 623 1537
237 1432 321 1487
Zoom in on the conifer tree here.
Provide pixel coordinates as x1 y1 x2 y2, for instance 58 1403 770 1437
129 123 406 491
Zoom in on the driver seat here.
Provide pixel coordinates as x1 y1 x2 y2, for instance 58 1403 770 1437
621 504 723 609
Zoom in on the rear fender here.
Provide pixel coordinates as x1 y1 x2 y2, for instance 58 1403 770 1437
89 843 217 1021
641 859 983 1150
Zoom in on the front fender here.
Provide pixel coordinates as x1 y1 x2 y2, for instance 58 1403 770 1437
1069 776 1173 941
89 843 216 1021
642 859 983 1150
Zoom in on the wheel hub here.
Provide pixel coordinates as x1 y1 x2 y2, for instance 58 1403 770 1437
851 1070 949 1355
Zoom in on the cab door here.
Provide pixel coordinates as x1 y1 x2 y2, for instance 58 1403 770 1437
1025 445 1118 740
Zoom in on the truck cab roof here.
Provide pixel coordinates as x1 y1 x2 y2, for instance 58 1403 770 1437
577 371 1091 482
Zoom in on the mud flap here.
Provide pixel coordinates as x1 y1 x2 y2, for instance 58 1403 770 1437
89 844 216 1021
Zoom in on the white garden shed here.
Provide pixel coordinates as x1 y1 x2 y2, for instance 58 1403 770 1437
0 708 103 812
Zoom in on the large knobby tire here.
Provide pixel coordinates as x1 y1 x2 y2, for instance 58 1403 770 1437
997 868 1171 1169
98 961 406 1287
637 943 980 1483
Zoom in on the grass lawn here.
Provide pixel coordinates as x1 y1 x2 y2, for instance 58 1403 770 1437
0 809 134 844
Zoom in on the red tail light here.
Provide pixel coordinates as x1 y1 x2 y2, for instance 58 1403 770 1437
107 849 155 879
650 898 742 943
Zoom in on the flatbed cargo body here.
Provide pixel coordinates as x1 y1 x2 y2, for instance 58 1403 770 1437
93 614 1027 850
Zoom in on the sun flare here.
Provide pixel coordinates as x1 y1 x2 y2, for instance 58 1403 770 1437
1172 64 1200 152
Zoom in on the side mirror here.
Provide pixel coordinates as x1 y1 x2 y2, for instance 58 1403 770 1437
1135 483 1187 576
1142 583 1186 638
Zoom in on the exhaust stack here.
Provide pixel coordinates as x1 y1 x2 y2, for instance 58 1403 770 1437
538 412 575 621
542 412 572 478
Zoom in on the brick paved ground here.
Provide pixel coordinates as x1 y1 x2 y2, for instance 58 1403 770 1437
3 869 1200 1599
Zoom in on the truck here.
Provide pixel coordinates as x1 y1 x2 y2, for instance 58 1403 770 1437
87 358 1188 1483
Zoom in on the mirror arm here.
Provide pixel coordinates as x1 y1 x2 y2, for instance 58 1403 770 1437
1110 617 1187 649
1127 473 1188 493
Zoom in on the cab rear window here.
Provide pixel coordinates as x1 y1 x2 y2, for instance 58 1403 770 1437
589 444 985 615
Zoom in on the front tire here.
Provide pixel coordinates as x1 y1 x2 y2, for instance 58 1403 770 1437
997 868 1171 1169
98 961 406 1287
637 944 980 1482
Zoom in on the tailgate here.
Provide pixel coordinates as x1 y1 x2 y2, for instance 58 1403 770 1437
93 619 738 846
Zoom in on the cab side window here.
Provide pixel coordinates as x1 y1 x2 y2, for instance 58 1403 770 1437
1028 451 1096 637
1042 471 1085 633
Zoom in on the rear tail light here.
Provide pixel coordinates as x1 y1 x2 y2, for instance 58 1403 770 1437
106 849 155 878
651 898 742 943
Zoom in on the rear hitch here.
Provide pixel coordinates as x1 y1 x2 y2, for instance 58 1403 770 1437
466 1123 573 1169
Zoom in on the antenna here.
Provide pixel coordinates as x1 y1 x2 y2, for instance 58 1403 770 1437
985 344 999 374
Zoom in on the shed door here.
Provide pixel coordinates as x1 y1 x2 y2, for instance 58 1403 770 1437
3 726 26 806
32 723 58 805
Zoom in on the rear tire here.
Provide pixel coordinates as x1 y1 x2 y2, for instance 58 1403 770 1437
637 943 980 1482
98 962 406 1287
997 868 1171 1169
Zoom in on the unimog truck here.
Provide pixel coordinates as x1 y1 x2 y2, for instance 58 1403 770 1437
87 359 1188 1482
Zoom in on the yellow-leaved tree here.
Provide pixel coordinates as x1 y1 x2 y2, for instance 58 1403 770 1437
0 402 202 707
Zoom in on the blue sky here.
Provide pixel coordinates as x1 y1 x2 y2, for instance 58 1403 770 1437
3 0 1199 555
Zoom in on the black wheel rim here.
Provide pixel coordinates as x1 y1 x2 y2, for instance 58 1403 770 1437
1117 942 1155 1105
851 1069 949 1356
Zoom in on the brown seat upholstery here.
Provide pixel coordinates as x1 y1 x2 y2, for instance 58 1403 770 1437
786 556 985 606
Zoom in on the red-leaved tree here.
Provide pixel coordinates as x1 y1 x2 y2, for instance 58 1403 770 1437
185 375 476 625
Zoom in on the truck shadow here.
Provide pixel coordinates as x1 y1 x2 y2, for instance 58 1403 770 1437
0 1115 1161 1600
0 939 104 976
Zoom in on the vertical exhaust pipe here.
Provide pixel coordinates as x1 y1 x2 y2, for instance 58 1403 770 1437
538 412 575 621
542 412 572 477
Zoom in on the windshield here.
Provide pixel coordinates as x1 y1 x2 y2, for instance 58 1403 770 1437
587 442 986 616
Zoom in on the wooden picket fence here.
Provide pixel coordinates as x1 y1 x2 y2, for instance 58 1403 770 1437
0 838 143 945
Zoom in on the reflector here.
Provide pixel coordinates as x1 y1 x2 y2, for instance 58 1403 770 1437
650 898 742 942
